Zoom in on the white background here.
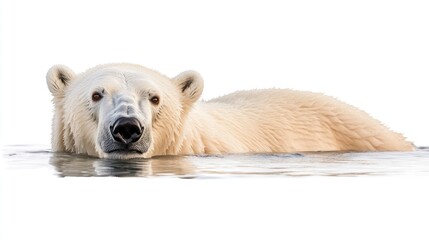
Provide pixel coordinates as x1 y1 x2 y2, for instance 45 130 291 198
1 1 428 240
0 0 428 146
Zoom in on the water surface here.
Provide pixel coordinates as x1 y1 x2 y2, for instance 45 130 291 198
2 145 429 240
3 145 429 177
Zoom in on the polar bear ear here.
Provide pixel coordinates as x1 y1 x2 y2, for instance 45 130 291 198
46 65 76 97
173 70 204 105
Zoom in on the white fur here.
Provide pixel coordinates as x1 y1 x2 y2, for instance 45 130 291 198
47 63 414 159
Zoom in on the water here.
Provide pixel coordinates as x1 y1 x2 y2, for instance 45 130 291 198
2 145 429 240
3 145 429 177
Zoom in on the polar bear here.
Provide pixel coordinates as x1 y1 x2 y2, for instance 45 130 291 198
46 63 413 159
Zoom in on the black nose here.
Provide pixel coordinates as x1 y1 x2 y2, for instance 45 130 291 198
110 117 143 144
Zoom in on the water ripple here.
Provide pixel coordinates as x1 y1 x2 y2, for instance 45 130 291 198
3 145 429 177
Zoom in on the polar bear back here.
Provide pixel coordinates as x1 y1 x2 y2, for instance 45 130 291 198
177 89 413 155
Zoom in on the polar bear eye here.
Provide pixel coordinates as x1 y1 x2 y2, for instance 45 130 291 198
150 96 160 105
92 92 103 102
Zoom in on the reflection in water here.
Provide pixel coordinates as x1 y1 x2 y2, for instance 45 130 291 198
3 145 429 177
50 152 196 177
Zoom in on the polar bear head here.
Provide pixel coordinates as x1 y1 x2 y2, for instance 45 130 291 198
47 63 203 159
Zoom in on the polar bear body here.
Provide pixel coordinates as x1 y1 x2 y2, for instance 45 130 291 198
46 63 413 159
180 90 412 154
